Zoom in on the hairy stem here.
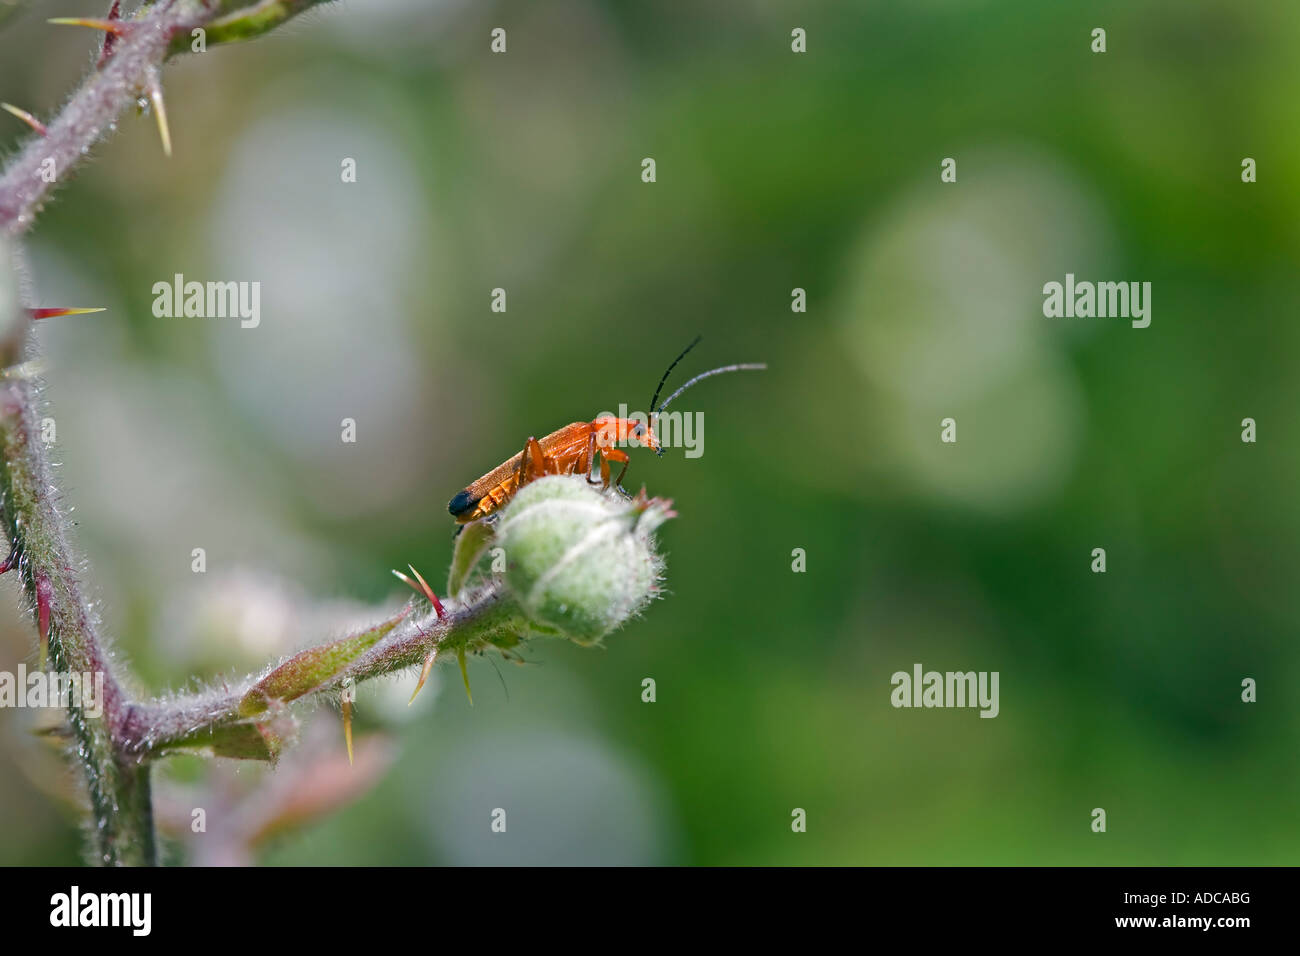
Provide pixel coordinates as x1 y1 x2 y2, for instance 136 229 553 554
0 0 203 234
121 587 528 761
0 0 334 236
0 0 337 864
0 321 150 862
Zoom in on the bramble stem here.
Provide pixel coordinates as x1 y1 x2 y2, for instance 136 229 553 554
120 588 527 762
0 305 150 862
0 0 337 865
0 0 201 234
3 269 519 853
0 0 335 236
1 0 638 870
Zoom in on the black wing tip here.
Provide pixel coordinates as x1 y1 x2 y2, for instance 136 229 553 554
448 489 478 517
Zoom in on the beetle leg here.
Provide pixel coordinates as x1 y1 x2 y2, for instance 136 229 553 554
600 447 630 490
517 436 547 488
583 431 602 485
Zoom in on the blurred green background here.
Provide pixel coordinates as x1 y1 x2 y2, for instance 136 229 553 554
1 0 1298 865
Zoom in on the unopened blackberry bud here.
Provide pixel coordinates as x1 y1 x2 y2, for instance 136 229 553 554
496 475 672 646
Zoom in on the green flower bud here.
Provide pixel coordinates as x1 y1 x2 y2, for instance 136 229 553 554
495 475 672 646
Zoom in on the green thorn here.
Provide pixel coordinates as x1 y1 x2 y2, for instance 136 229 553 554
342 695 353 765
407 650 436 706
457 646 472 706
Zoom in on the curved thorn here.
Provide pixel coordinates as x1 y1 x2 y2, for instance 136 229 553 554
342 695 353 765
407 564 444 615
391 568 419 600
0 543 17 574
29 307 106 320
408 650 437 705
147 73 171 158
1 103 47 137
47 17 127 34
392 564 444 616
456 646 472 706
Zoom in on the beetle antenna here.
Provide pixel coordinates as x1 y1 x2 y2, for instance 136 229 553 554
655 362 766 414
650 334 703 414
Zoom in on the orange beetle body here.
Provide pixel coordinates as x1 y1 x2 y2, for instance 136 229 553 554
448 416 659 524
447 337 764 525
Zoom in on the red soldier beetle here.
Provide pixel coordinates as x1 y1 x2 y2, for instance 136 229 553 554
447 335 765 524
